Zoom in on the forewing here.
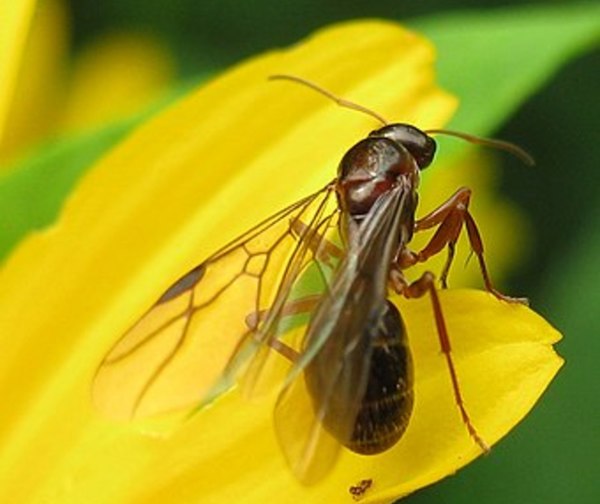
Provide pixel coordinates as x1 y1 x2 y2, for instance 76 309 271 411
274 183 412 483
92 185 339 420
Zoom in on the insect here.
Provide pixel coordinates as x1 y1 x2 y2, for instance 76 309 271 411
93 74 533 484
349 478 373 501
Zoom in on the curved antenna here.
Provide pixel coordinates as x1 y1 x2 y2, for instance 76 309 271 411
269 74 389 126
426 128 535 166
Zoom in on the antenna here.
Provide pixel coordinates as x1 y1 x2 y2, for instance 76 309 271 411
269 74 534 166
269 74 389 126
425 128 535 166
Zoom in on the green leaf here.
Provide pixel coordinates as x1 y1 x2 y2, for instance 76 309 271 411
525 205 600 504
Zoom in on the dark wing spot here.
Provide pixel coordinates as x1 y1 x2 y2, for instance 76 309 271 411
157 264 205 304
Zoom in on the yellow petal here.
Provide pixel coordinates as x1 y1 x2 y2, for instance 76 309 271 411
59 31 175 133
380 289 562 502
0 0 68 165
0 0 38 150
0 20 561 504
0 2 174 165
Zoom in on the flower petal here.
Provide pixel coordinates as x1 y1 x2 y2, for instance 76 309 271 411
0 0 38 149
59 32 175 133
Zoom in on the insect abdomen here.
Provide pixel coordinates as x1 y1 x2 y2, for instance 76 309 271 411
348 301 414 454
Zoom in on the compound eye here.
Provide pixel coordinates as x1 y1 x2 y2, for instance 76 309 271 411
413 135 436 169
369 123 437 169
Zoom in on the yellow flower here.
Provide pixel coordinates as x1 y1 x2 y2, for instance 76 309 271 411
0 19 561 504
0 0 37 147
57 31 175 134
0 0 174 165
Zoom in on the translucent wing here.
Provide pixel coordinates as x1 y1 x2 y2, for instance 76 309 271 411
274 183 413 483
92 183 340 420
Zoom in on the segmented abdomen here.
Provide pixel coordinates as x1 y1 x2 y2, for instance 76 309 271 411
349 309 414 454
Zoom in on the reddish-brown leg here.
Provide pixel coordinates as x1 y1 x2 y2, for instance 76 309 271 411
391 269 490 453
290 217 344 268
245 294 322 362
245 217 344 362
395 188 468 287
462 211 528 304
415 187 471 231
402 187 526 303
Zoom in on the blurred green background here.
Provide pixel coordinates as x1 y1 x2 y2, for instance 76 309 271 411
2 0 599 502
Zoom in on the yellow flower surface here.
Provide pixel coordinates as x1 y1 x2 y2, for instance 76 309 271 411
0 0 37 147
0 0 67 163
0 20 562 504
58 31 175 133
0 0 174 165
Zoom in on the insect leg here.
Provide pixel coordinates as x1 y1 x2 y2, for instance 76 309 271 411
396 188 467 286
414 187 472 232
462 211 527 304
393 270 490 453
289 217 343 267
244 294 322 362
439 241 456 289
410 187 526 303
242 212 342 363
